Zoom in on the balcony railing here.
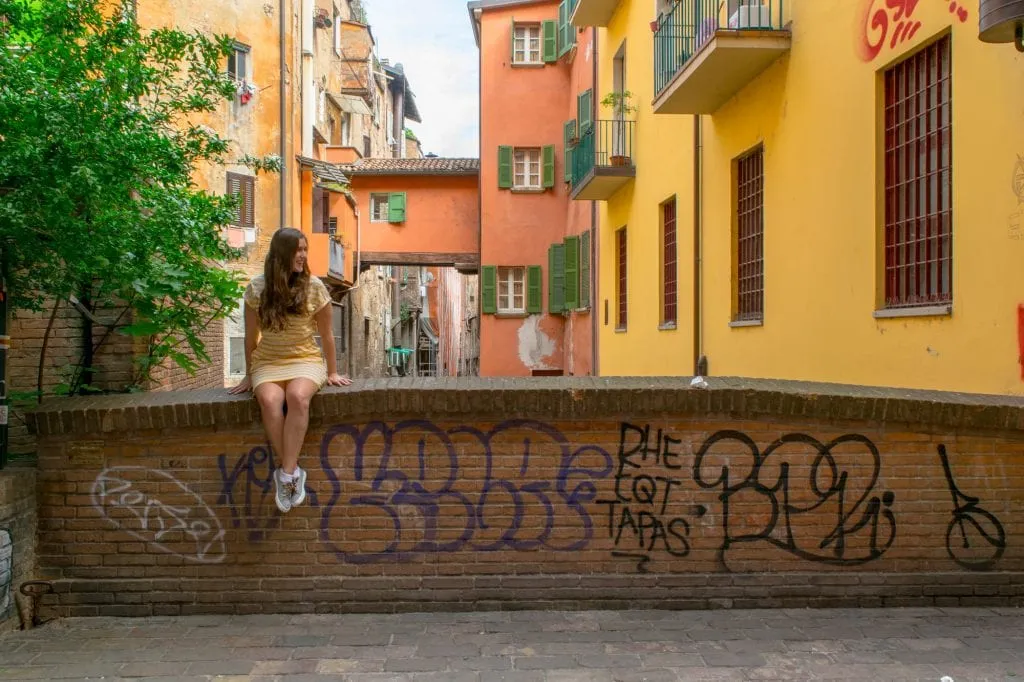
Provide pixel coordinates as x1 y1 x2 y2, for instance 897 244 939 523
654 0 786 96
570 119 636 201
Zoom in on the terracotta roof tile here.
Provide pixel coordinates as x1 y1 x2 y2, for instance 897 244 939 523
337 157 479 176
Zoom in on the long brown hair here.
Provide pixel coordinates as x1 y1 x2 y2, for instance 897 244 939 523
258 228 310 331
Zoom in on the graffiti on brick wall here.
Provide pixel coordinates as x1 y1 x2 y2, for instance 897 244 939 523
939 445 1007 570
596 424 706 573
92 467 226 563
857 0 968 63
217 446 320 542
0 529 11 616
599 425 897 572
318 419 614 563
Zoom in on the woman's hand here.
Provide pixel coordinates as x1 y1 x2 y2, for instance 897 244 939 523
327 373 352 387
228 376 252 394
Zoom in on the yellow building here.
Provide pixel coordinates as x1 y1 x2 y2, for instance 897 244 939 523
572 0 1024 395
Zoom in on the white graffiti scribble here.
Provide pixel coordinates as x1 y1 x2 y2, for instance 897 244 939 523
92 467 226 564
0 530 12 615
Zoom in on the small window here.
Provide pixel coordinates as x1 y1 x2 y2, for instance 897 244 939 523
498 266 526 314
226 172 255 228
661 198 677 326
616 227 627 330
514 148 542 190
227 42 250 81
341 113 352 146
363 134 371 158
513 24 542 64
228 337 246 376
370 193 390 222
734 146 764 322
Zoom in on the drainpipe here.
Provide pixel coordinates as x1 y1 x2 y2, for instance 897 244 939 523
301 0 314 158
590 26 599 377
692 114 705 375
345 206 362 378
279 0 288 227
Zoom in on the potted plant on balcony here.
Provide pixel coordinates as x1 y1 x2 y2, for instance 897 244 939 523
601 91 636 166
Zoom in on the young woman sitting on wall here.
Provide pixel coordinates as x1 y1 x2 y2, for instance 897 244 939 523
228 227 352 512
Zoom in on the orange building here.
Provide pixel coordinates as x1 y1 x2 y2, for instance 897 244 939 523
470 0 597 377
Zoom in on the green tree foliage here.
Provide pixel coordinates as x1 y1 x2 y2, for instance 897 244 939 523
0 0 279 388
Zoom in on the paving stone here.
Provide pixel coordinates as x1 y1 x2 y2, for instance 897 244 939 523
316 657 386 673
576 653 643 668
383 656 450 672
185 659 256 675
545 670 615 682
639 652 705 668
250 659 321 674
447 656 513 671
700 651 767 667
512 655 577 670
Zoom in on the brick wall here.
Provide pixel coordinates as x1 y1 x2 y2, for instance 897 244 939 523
146 318 225 392
26 377 1024 617
0 466 37 632
7 301 134 455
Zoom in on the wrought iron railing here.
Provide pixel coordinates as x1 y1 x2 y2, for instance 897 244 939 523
571 119 636 188
654 0 786 95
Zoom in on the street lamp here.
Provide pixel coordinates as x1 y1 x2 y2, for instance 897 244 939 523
979 0 1024 50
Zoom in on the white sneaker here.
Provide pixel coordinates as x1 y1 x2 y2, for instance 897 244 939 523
290 466 308 508
273 468 294 514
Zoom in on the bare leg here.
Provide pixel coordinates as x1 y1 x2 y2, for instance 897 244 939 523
254 382 287 464
281 378 319 474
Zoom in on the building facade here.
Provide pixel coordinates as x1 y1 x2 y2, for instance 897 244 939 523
573 0 1024 395
470 0 598 377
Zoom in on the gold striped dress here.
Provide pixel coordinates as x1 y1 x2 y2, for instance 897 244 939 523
244 274 331 389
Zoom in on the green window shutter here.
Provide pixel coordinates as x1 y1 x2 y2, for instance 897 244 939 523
548 243 565 314
510 18 515 63
482 266 497 314
563 120 577 182
498 145 513 189
580 230 591 307
387 192 406 223
578 89 593 134
564 235 580 310
527 265 543 314
542 20 557 63
558 0 568 56
542 144 555 188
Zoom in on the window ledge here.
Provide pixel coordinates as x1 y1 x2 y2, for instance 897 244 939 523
874 304 952 319
511 187 546 194
659 322 677 331
730 319 764 328
614 327 627 334
496 312 529 319
511 62 545 68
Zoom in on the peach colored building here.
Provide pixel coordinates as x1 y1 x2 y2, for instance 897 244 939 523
469 0 597 377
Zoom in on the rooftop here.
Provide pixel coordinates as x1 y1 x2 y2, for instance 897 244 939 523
337 157 480 176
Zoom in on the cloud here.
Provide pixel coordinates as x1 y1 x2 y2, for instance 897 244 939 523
366 0 479 158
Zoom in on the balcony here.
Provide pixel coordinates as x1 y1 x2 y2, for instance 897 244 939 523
570 119 635 201
568 0 619 27
653 0 790 115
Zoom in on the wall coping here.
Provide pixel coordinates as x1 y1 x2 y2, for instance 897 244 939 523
25 376 1024 438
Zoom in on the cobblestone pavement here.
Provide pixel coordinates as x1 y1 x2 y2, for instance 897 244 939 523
1 607 1023 681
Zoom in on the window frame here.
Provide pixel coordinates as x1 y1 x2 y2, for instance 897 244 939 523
227 42 250 82
661 197 678 328
881 35 953 312
369 193 390 222
616 227 627 331
513 147 542 190
226 172 255 228
733 144 765 324
497 266 527 314
513 23 542 65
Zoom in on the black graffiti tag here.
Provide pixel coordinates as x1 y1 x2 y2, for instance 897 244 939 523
938 444 1006 571
597 423 705 572
694 430 896 570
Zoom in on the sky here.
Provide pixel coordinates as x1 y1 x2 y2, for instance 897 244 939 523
365 0 479 158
